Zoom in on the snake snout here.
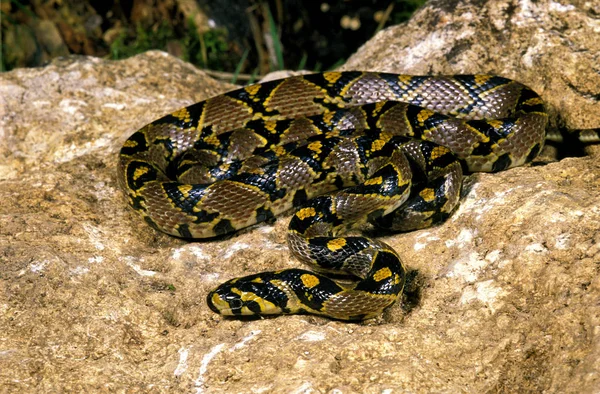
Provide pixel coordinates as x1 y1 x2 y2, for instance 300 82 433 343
206 288 243 315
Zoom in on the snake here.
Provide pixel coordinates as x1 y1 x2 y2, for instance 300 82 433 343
118 71 599 321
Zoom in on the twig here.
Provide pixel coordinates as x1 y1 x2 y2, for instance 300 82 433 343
375 3 394 34
247 3 269 75
202 68 264 82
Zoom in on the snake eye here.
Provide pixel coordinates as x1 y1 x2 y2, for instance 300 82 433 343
226 296 243 311
207 288 243 315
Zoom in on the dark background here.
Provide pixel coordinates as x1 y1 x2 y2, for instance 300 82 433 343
1 0 425 81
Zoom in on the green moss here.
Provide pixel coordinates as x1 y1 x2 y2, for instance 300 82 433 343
109 18 232 72
110 22 178 60
184 22 231 70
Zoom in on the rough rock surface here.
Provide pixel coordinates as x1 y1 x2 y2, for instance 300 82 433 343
1 0 599 392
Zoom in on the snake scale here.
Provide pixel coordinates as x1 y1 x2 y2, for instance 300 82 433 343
118 71 598 320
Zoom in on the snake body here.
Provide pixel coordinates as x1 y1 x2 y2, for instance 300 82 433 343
119 71 552 320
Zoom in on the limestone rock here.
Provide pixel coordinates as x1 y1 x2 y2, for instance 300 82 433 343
1 0 599 392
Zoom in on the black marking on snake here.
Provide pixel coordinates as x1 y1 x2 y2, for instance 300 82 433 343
177 224 193 239
210 160 243 182
213 219 236 237
208 272 290 315
381 74 428 99
256 207 276 224
469 119 514 141
129 194 146 212
333 175 345 190
292 189 308 207
366 208 389 224
196 124 215 143
235 171 285 202
363 165 406 197
126 161 158 191
287 270 345 311
454 77 496 116
143 216 161 232
189 132 232 157
516 86 543 108
492 153 513 172
354 134 377 163
353 251 405 295
526 143 542 163
305 236 369 271
191 210 220 225
162 182 205 213
119 131 148 156
245 118 291 142
186 102 206 128
225 88 279 117
391 176 451 221
470 141 496 157
370 208 395 230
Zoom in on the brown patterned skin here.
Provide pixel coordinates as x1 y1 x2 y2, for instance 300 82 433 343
119 71 553 320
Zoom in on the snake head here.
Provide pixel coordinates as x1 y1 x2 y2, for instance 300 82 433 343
206 274 289 316
206 288 244 315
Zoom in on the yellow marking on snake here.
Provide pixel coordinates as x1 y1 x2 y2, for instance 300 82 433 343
417 109 435 124
245 84 261 96
171 108 191 122
271 145 287 156
324 72 343 84
307 141 322 154
431 146 449 160
398 75 413 85
392 273 403 285
264 120 278 133
371 138 386 152
209 293 230 312
204 134 220 147
178 184 193 199
132 166 149 181
364 176 383 186
524 97 544 105
322 111 335 125
373 267 392 282
475 75 492 85
464 123 491 142
487 119 504 129
296 207 317 220
378 131 394 142
301 274 320 288
231 287 278 314
419 188 436 202
327 238 347 251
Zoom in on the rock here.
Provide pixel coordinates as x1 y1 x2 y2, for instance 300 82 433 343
1 1 599 392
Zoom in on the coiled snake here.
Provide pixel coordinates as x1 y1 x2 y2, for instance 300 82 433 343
118 71 598 320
